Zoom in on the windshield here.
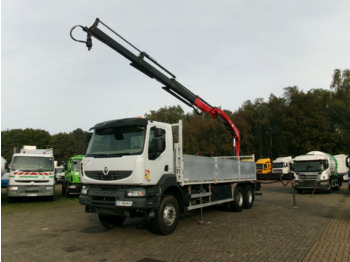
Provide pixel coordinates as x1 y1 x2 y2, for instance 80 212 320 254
86 125 146 157
273 162 283 168
294 160 327 172
12 156 54 172
72 159 82 171
256 164 263 169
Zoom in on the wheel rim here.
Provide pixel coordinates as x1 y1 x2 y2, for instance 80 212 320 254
163 203 176 226
237 192 243 206
247 190 253 203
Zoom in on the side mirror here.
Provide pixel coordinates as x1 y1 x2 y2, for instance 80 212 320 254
154 127 164 137
155 139 165 153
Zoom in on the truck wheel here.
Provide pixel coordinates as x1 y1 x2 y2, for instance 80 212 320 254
243 185 254 209
228 186 244 212
151 194 179 235
98 214 126 229
61 183 66 196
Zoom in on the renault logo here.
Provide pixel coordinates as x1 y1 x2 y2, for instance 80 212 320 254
103 167 109 175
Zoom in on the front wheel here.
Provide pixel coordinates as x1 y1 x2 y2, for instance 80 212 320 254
151 194 179 235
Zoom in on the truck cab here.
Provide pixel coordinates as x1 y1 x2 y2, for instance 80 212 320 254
293 151 340 193
62 155 84 196
256 158 272 179
81 118 173 187
272 156 292 180
7 146 55 200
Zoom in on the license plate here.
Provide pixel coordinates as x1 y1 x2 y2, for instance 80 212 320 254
115 200 133 207
26 193 38 197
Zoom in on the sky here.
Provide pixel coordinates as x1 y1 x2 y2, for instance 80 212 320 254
2 0 350 135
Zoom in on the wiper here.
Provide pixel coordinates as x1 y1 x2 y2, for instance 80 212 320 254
87 153 133 158
88 154 109 158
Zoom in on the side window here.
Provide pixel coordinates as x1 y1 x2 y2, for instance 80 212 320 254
148 127 165 160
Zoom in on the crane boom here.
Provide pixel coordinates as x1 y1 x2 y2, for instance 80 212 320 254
71 18 241 156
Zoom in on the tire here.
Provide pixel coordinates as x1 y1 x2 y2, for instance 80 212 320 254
61 182 66 196
243 185 254 209
98 214 126 229
228 186 244 212
151 194 179 235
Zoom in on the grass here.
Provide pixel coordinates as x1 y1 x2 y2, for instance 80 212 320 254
1 184 80 214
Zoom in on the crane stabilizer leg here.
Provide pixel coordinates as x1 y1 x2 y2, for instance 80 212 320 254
70 18 241 156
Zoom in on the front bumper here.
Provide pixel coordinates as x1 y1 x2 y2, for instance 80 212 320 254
294 180 329 191
79 185 161 215
67 183 83 195
7 185 55 197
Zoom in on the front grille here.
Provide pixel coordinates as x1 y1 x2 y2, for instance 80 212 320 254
91 196 116 207
300 175 318 180
85 170 132 181
301 180 318 187
15 180 50 183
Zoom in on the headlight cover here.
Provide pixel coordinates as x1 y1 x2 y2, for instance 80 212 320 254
126 189 146 197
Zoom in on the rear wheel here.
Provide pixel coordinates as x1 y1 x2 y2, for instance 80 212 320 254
228 186 244 212
243 185 254 209
98 214 126 229
151 194 179 235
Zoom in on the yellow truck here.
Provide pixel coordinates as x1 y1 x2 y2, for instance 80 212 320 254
256 158 272 179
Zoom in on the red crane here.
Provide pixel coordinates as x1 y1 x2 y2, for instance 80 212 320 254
71 18 241 156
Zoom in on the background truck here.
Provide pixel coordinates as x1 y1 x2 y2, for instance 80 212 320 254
7 146 55 200
334 154 348 182
71 18 260 235
1 156 10 188
292 151 341 193
272 156 293 180
62 155 84 196
256 158 272 180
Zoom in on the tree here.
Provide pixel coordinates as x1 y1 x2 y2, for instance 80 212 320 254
48 129 88 161
144 105 185 123
1 129 51 163
329 69 350 153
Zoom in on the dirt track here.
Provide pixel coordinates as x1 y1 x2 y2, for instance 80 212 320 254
2 182 349 262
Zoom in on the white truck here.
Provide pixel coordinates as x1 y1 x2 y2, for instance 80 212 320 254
71 19 260 234
7 146 55 200
272 156 293 180
334 154 348 182
292 151 341 193
80 118 258 234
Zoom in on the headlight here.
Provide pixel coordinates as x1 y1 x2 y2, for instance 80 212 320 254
8 186 18 191
46 186 54 190
126 189 146 197
81 186 88 195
